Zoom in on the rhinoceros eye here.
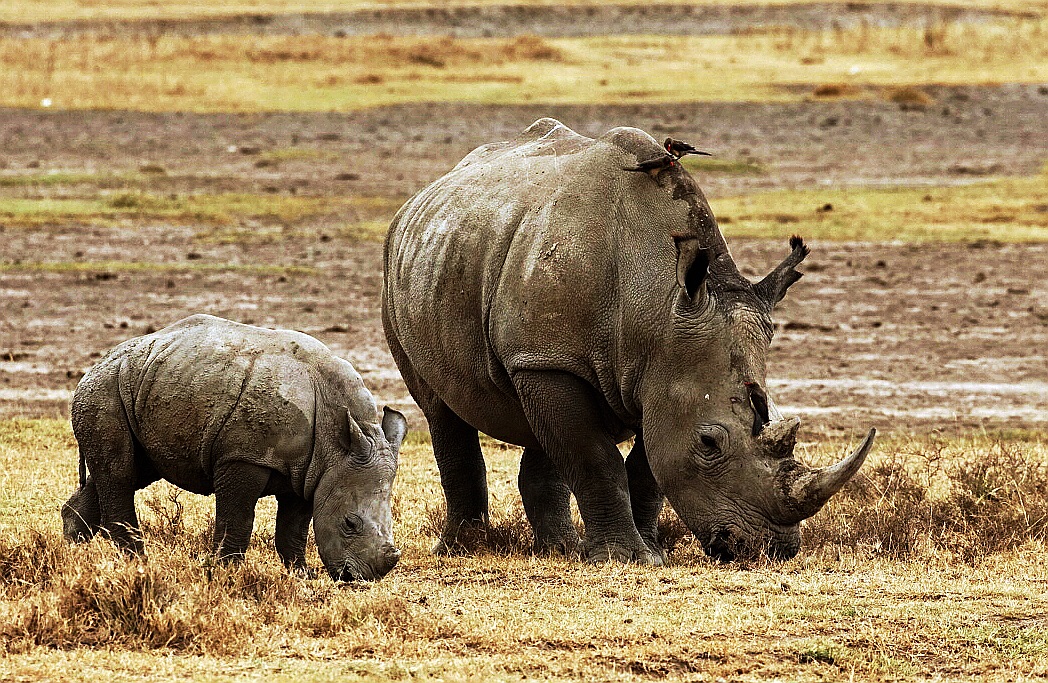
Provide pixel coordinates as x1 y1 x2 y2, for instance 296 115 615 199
342 514 363 536
692 425 728 469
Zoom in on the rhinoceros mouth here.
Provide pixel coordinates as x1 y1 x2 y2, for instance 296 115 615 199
702 524 801 563
327 557 375 582
326 544 401 582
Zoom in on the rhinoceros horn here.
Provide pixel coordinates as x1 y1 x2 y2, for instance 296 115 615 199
757 416 800 457
777 428 877 524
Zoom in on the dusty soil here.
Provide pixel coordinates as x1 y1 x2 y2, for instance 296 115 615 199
0 2 1032 39
3 85 1046 438
3 84 1046 200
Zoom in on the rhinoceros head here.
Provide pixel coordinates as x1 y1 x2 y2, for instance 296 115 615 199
642 232 875 562
311 406 407 580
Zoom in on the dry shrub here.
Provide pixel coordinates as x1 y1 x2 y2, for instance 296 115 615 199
500 35 562 62
0 532 252 654
811 83 861 98
885 86 935 107
804 440 1048 562
424 502 535 556
0 529 69 588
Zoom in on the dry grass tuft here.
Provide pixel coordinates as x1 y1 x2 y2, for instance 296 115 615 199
811 82 862 98
422 502 536 556
805 440 1048 561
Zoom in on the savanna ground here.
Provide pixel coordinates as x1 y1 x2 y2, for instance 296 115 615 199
1 1 1047 680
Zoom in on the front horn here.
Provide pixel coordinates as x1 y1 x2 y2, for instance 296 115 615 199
780 428 877 523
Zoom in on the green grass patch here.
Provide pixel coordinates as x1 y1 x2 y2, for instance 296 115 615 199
682 156 767 176
712 172 1048 242
0 192 399 233
255 148 340 165
0 172 135 188
0 19 1044 111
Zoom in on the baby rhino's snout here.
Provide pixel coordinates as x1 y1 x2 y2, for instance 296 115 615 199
374 542 401 579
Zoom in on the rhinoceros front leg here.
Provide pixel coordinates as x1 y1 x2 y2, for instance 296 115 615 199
62 476 101 542
625 435 667 565
212 461 270 562
518 446 580 556
513 370 660 565
275 493 315 577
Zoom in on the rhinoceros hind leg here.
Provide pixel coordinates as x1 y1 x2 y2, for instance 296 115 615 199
76 412 147 554
387 328 489 552
518 446 580 556
625 436 668 565
416 391 490 554
62 477 101 542
513 370 659 566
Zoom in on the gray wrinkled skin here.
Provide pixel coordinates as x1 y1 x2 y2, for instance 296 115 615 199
62 314 407 581
383 118 874 564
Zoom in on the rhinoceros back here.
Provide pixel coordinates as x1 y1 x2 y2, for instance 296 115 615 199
384 119 698 443
72 314 370 495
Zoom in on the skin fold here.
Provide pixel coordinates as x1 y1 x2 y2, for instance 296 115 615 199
384 118 874 564
62 314 407 581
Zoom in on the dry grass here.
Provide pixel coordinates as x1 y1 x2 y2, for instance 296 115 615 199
0 18 1044 111
710 167 1048 243
2 0 1044 24
1 419 1048 680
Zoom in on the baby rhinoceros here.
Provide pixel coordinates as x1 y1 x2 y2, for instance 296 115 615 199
62 314 407 581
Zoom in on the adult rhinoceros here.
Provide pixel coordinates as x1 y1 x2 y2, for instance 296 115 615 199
383 119 874 564
62 314 407 581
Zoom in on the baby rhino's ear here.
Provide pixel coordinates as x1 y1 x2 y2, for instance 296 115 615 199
381 407 408 452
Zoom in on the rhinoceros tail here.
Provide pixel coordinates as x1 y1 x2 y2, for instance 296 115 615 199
78 448 87 489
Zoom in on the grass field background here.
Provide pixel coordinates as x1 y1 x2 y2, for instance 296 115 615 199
3 165 1046 244
1 1 1046 679
1 21 1045 111
2 420 1047 680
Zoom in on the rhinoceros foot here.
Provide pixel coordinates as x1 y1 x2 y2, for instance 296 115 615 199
643 541 668 566
288 565 319 580
584 540 664 566
432 520 492 556
533 530 581 558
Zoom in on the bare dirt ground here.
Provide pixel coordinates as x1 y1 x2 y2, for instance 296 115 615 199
2 83 1046 438
0 1 1033 39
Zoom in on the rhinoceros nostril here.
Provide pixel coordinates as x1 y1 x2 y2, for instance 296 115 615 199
706 530 737 563
373 544 401 578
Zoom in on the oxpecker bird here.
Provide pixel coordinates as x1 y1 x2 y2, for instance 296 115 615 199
625 153 676 178
664 137 712 160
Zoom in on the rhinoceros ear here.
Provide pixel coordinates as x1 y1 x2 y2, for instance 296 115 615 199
755 235 809 307
674 235 711 301
340 408 373 464
381 407 408 453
